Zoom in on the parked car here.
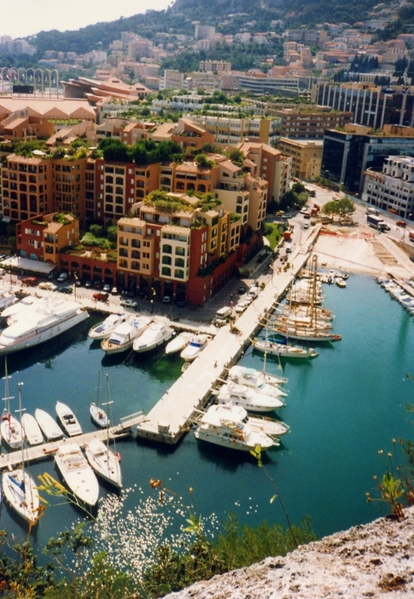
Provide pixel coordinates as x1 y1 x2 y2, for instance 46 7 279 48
111 287 119 295
396 220 406 227
39 282 57 291
103 284 111 293
176 300 186 308
84 280 92 288
162 295 171 304
58 285 72 294
22 276 37 286
93 292 109 302
57 272 68 282
120 298 138 309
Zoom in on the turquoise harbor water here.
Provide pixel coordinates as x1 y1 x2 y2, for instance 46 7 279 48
1 274 414 554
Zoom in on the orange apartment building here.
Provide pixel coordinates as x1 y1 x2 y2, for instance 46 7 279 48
16 212 79 264
116 193 239 304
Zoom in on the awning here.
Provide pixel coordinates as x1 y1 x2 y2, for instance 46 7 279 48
2 256 56 275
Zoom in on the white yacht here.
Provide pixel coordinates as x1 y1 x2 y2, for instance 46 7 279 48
0 287 16 311
35 408 64 442
228 364 288 387
252 337 319 359
88 312 126 341
180 334 211 362
84 438 122 488
165 331 192 355
216 382 285 412
101 315 152 355
54 442 100 506
133 318 174 353
55 401 82 437
21 412 44 445
2 295 41 322
194 404 277 452
0 297 89 354
226 368 287 400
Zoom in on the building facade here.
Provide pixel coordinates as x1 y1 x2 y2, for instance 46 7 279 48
277 138 323 181
362 155 414 219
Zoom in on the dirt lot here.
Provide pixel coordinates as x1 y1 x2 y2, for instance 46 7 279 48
313 225 414 280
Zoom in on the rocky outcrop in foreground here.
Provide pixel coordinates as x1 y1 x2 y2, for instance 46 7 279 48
167 508 414 599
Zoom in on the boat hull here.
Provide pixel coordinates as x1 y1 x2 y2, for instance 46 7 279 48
0 308 89 355
55 443 100 506
84 438 122 488
21 412 44 446
35 408 64 442
56 401 82 437
253 339 318 359
2 469 41 525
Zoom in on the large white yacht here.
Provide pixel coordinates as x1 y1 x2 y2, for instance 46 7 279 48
194 404 277 452
0 297 89 354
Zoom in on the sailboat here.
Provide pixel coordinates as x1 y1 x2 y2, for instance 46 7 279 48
268 255 342 342
85 373 122 488
1 358 24 448
90 371 110 429
2 382 41 526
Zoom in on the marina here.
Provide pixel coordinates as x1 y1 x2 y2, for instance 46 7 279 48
0 227 413 549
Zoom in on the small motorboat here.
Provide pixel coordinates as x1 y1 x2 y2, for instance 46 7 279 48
35 408 64 442
55 401 82 437
21 412 44 446
88 312 126 341
165 331 192 355
180 334 211 362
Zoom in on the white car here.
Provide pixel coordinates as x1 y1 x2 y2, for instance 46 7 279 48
235 300 249 314
120 298 138 309
39 282 57 291
57 272 68 282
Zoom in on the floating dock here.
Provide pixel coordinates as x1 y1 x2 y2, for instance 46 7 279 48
0 412 145 471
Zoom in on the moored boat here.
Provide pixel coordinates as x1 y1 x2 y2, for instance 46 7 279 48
1 360 24 448
228 364 288 387
35 408 64 441
227 366 288 398
252 337 318 359
133 318 174 353
21 412 44 446
88 312 126 341
90 402 110 428
2 383 41 525
54 442 100 506
180 333 211 362
55 401 82 437
216 382 285 412
0 297 89 355
165 331 192 355
194 403 278 452
101 315 152 355
84 438 122 488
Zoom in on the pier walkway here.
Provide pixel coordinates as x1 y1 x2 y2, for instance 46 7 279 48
0 412 145 471
136 229 319 444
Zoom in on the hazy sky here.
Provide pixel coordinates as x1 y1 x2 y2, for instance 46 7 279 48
2 0 173 39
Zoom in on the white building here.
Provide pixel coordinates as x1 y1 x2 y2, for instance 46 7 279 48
362 155 414 219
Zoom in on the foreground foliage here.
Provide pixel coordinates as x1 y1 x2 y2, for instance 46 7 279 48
0 512 315 598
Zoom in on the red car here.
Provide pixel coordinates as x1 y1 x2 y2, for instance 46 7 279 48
396 220 406 227
92 292 109 302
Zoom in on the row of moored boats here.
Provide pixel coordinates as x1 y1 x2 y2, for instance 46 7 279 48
1 370 121 526
377 276 414 313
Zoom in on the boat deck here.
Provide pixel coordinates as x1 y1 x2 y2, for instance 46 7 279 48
0 412 145 471
136 234 319 444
